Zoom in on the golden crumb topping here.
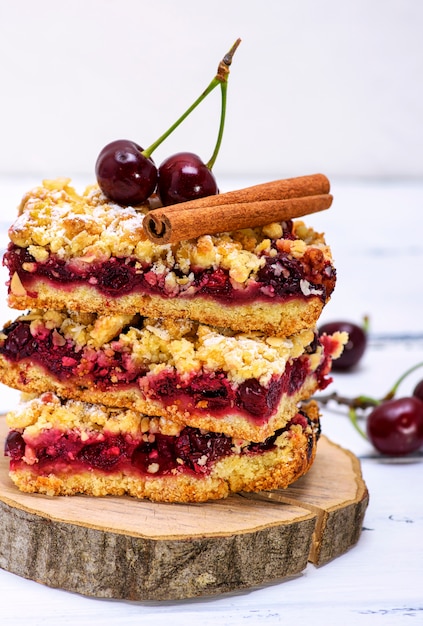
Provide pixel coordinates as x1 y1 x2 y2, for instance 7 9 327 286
9 178 333 287
9 309 317 386
7 392 181 437
6 394 318 455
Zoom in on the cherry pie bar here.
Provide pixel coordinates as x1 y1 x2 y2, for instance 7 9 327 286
1 175 344 503
4 392 320 502
4 178 336 337
0 309 346 441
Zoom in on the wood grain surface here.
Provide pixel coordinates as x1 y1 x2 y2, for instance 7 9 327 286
0 416 368 601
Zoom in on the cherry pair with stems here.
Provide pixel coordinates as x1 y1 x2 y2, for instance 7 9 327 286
319 319 423 457
96 39 241 207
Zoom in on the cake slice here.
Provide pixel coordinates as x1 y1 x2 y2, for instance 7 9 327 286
4 392 320 503
0 309 347 442
4 178 336 337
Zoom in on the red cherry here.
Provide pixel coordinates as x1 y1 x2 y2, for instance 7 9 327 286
413 379 423 402
94 42 242 207
319 321 367 370
366 396 423 456
95 139 157 205
157 152 218 206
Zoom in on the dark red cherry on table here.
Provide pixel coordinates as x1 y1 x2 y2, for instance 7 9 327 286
157 152 219 206
95 139 157 205
366 396 423 456
413 380 423 402
319 321 367 370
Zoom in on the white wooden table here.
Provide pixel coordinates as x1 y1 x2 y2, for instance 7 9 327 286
0 176 422 625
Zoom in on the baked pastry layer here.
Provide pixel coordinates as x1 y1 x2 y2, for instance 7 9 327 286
4 393 320 503
4 178 336 336
0 310 346 441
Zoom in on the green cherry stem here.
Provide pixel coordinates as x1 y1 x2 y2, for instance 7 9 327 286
317 391 379 410
348 406 368 440
317 360 423 415
382 361 423 401
206 80 227 170
206 38 241 170
362 314 370 334
142 38 241 160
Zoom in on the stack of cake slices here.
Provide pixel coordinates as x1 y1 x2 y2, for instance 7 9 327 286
1 178 346 502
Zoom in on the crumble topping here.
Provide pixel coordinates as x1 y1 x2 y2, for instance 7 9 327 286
10 178 333 288
7 392 182 437
6 393 316 462
5 309 320 386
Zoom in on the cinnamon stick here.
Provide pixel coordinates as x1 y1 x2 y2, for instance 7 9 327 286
143 173 332 244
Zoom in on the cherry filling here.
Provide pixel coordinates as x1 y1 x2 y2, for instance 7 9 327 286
0 320 333 424
4 241 335 304
4 430 25 460
147 362 312 423
4 410 315 477
0 321 334 423
0 320 143 383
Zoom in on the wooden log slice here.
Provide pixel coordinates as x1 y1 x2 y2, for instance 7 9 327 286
241 436 370 565
0 416 368 601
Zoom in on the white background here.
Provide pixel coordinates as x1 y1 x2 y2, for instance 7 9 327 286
1 3 423 624
0 0 422 180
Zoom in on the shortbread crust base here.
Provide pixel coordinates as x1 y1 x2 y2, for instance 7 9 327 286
8 280 325 338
